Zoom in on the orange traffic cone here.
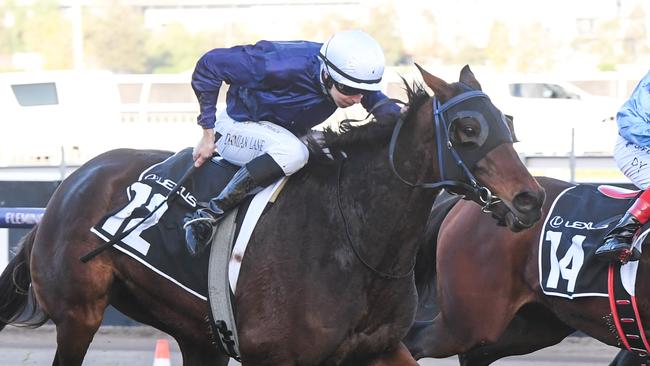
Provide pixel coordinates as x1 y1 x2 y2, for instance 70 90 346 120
153 339 171 366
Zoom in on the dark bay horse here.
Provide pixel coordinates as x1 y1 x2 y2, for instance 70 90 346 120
0 65 544 366
405 176 647 365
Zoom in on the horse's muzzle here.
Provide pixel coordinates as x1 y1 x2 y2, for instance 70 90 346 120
505 189 546 232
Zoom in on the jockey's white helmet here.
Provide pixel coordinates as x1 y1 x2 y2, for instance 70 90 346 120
319 30 385 92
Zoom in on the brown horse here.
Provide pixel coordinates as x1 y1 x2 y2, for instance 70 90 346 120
0 65 544 366
405 176 648 365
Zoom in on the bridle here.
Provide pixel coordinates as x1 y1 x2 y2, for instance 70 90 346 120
388 87 509 211
337 87 513 279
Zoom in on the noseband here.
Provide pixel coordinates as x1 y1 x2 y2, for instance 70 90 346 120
388 89 507 210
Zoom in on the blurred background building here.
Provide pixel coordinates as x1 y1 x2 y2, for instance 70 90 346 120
1 0 650 182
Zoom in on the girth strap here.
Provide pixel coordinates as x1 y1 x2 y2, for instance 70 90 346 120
608 263 650 359
207 209 241 361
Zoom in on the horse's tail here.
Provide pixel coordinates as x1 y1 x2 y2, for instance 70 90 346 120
0 226 49 330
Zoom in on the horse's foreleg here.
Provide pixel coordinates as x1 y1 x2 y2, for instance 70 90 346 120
409 225 534 360
177 340 229 366
403 316 461 359
365 342 419 366
457 308 574 366
403 291 519 360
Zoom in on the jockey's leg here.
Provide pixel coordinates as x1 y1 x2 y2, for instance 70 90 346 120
184 115 309 256
596 137 650 263
595 189 650 262
206 153 284 216
184 153 285 255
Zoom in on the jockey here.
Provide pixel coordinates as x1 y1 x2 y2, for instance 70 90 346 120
184 29 400 255
596 70 650 262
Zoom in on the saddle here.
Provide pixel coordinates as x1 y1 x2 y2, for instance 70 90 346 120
598 185 641 200
91 148 287 360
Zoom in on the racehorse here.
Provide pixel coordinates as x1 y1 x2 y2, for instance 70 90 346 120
405 176 648 366
0 65 545 366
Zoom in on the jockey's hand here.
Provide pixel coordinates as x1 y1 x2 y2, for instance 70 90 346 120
193 129 216 167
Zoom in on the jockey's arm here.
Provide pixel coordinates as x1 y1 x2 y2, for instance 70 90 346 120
361 91 401 121
191 45 262 130
191 45 266 166
617 71 650 147
192 129 216 167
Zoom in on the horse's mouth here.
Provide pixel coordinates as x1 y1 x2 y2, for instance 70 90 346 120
490 200 540 232
504 210 538 232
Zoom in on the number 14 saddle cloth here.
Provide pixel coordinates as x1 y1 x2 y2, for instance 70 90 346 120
539 184 647 299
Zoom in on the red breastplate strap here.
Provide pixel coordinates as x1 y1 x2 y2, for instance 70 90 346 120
608 264 650 358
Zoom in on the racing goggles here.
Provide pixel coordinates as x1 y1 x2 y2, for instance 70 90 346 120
334 81 366 96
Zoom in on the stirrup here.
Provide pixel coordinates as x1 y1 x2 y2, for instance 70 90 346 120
182 207 222 230
619 247 642 264
596 243 641 264
182 216 217 229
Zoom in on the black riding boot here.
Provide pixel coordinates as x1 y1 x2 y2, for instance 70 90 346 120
183 153 285 256
595 213 642 263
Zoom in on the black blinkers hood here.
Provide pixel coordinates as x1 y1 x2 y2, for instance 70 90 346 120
434 83 514 184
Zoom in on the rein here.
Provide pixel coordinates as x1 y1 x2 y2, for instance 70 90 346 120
334 91 504 279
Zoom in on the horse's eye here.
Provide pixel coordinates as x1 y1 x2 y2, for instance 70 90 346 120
450 118 485 148
462 126 477 137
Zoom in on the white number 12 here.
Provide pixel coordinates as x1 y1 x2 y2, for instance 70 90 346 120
100 182 168 256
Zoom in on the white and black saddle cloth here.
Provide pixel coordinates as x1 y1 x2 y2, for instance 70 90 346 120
90 147 275 300
539 184 648 299
91 147 288 360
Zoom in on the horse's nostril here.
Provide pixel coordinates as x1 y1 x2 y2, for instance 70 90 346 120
513 191 542 213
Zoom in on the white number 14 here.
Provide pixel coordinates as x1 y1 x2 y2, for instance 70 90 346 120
545 230 585 292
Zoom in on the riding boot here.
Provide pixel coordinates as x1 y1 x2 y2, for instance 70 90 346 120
183 153 285 256
595 189 650 263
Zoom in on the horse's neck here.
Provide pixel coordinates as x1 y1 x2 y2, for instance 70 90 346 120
340 128 438 273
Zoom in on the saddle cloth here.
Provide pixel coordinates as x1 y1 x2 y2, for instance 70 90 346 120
90 148 283 300
539 184 645 299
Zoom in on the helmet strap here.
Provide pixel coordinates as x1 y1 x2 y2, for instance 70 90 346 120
321 70 334 100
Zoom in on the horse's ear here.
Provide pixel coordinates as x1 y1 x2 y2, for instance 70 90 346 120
415 63 454 101
504 114 520 143
459 65 482 90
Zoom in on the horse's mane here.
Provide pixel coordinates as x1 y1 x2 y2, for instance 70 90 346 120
320 80 430 152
